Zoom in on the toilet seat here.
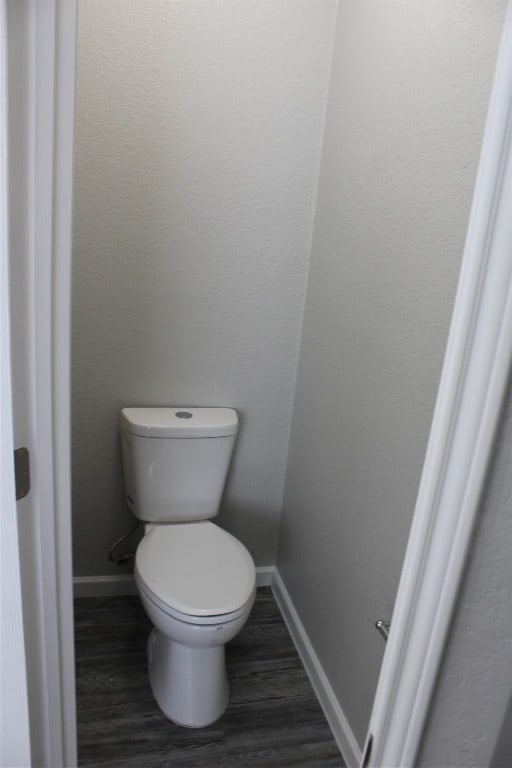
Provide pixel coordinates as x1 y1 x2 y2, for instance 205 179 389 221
136 576 255 626
135 521 255 620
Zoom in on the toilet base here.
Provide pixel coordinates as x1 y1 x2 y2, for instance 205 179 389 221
147 628 229 728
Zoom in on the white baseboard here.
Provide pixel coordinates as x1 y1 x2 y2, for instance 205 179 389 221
272 568 362 768
73 574 138 597
74 565 274 598
255 565 274 586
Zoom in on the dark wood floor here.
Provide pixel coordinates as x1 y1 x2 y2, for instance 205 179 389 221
75 587 345 767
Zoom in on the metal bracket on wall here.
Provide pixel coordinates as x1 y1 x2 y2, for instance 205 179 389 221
375 619 391 642
14 447 30 500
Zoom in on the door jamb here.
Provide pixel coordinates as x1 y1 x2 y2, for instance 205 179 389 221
1 1 31 763
11 1 78 765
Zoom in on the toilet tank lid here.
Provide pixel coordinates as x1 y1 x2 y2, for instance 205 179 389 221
120 407 238 438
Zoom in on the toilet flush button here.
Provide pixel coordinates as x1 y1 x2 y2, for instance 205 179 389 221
175 411 193 419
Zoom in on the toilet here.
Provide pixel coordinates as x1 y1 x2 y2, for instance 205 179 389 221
120 407 256 728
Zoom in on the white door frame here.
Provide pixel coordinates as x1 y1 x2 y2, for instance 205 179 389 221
365 3 512 765
1 1 31 764
5 1 77 766
10 2 511 766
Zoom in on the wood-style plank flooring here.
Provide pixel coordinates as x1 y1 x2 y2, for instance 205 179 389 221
75 587 345 767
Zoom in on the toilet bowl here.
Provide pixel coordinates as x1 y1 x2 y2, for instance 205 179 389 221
120 407 256 726
137 582 255 727
135 522 255 727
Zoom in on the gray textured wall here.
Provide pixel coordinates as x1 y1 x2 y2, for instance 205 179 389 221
276 0 505 748
72 0 336 575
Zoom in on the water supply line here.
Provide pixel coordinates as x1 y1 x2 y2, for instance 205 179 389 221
108 519 141 567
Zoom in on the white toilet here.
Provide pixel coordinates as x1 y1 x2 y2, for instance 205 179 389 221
120 407 256 728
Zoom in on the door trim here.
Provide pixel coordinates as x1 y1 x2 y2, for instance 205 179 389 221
365 4 512 765
9 1 78 765
1 1 31 763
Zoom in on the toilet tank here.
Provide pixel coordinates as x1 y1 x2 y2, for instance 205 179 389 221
120 407 238 522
